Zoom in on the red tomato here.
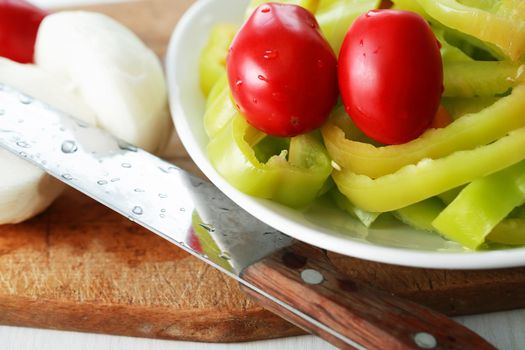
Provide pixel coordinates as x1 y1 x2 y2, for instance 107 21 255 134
338 10 443 144
227 3 338 137
0 0 47 63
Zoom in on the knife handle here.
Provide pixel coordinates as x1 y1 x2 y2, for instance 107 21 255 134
240 242 496 350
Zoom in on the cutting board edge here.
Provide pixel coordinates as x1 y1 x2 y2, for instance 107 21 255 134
0 294 305 342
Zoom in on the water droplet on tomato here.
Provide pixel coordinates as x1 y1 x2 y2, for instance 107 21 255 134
272 92 285 101
236 80 243 87
359 39 364 46
253 98 258 104
373 49 379 54
263 50 278 59
317 59 324 68
257 75 267 81
366 9 379 17
261 6 270 13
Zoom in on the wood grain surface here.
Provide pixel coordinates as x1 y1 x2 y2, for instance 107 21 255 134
0 0 524 343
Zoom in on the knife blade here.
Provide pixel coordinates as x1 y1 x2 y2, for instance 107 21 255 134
0 83 495 350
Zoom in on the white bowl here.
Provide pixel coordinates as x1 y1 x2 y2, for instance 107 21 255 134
166 0 525 269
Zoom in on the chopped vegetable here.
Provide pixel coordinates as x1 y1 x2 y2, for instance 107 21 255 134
395 197 445 232
199 23 238 96
199 0 525 250
331 189 380 227
338 9 443 144
322 84 525 178
416 0 525 61
433 160 525 249
0 0 47 63
333 127 525 212
227 3 338 137
207 114 332 208
316 0 381 53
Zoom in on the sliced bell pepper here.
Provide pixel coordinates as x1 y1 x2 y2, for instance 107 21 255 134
416 0 525 61
315 0 381 54
204 75 238 138
432 160 525 249
330 189 380 227
391 0 427 17
444 0 499 12
395 197 445 232
432 25 474 62
198 23 238 96
322 83 525 178
444 61 524 97
487 219 525 245
437 186 463 205
207 114 332 208
332 127 525 212
498 0 525 22
441 97 500 120
245 0 320 18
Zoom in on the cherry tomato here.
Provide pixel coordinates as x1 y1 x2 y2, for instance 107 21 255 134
338 10 443 144
227 3 338 137
0 0 47 63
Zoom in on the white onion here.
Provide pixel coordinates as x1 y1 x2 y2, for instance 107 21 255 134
35 11 172 153
0 58 97 224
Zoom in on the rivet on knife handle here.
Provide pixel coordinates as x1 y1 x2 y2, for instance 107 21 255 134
240 242 496 350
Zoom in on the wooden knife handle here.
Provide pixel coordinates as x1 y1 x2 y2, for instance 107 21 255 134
240 242 496 350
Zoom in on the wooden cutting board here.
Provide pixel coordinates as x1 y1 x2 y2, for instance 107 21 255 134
1 0 525 343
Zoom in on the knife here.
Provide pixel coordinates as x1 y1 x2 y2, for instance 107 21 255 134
0 83 495 350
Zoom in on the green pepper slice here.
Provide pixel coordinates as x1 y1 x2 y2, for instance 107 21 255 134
207 114 332 208
198 23 238 97
322 84 525 178
444 61 524 97
333 127 525 212
487 219 525 246
416 0 525 61
316 0 381 54
395 197 445 232
245 0 320 17
433 160 525 249
331 189 380 227
204 75 238 138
